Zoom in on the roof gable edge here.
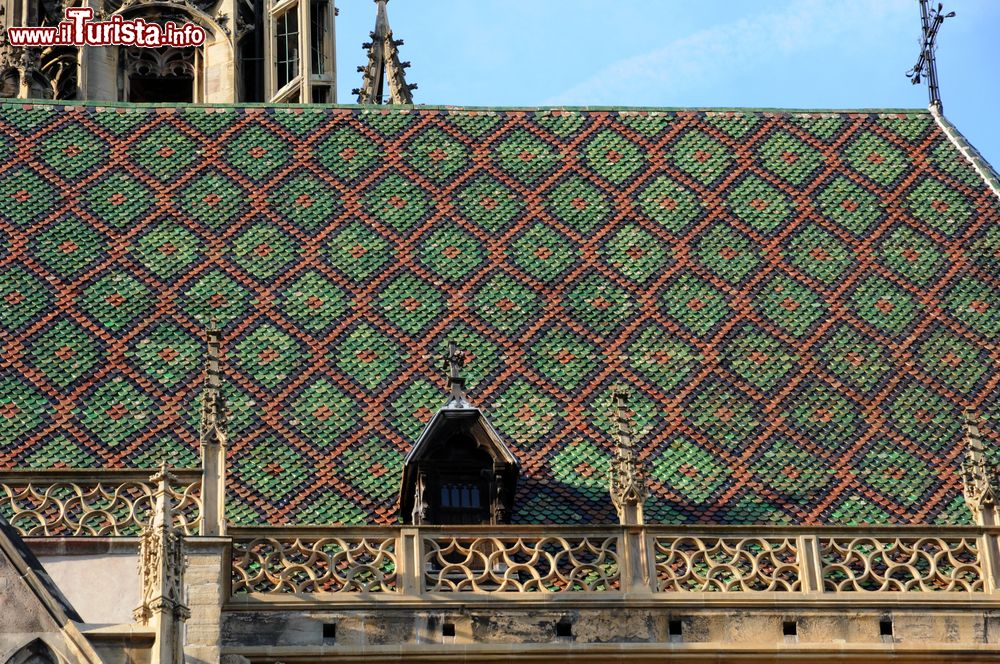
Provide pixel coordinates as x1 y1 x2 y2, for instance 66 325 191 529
0 517 104 664
930 105 1000 202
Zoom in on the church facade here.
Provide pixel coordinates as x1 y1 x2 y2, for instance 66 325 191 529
1 1 999 662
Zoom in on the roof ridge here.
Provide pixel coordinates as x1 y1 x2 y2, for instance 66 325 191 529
930 105 1000 201
0 97 933 115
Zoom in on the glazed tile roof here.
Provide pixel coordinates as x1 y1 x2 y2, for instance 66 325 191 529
0 101 997 526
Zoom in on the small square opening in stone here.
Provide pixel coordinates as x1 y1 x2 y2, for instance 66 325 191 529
442 623 456 637
556 620 573 638
880 618 893 637
668 619 683 637
323 623 336 641
783 620 797 637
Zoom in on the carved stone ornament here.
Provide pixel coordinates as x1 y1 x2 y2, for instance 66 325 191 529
960 410 999 524
39 46 78 99
126 46 196 78
411 472 428 525
104 0 221 17
608 387 648 525
134 464 190 625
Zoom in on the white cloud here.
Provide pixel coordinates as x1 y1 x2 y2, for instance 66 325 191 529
545 0 912 106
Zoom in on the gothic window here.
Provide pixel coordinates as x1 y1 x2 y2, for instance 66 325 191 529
239 0 266 102
309 0 329 76
5 639 58 664
422 432 493 525
307 0 334 102
274 8 299 92
123 46 197 103
264 0 333 102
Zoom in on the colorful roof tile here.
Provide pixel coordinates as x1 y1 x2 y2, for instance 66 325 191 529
0 101 997 526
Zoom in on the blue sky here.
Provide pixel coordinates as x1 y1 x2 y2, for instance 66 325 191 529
334 0 1000 169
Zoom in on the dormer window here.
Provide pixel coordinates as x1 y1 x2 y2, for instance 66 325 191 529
399 342 519 526
426 432 490 524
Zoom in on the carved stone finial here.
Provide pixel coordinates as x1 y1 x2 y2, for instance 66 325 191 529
960 408 998 526
444 340 470 408
354 0 415 104
608 386 647 526
199 321 227 536
491 463 509 523
411 471 428 525
135 463 189 630
200 321 227 448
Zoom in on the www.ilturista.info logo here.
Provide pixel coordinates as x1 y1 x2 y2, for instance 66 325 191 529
6 7 206 47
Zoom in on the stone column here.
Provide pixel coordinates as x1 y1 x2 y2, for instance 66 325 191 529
183 537 230 664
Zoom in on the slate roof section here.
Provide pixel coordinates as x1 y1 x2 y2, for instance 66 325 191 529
0 101 997 526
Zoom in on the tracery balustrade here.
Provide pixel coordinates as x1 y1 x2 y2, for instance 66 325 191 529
2 485 996 602
0 470 202 536
652 535 801 592
423 531 621 593
819 535 984 592
231 532 398 593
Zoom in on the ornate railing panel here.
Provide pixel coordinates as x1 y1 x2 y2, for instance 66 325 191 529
653 536 800 592
820 536 983 592
0 471 202 536
423 533 620 592
231 534 398 594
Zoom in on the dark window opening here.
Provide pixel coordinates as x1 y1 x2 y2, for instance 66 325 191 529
123 46 195 103
440 483 480 509
310 0 328 76
442 623 455 637
880 618 893 637
128 76 192 103
312 85 330 103
556 619 573 638
6 639 58 664
1 69 21 98
322 623 336 642
275 10 299 90
239 0 265 102
424 433 493 525
668 619 683 637
783 620 797 637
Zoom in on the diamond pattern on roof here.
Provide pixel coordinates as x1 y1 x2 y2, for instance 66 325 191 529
0 103 996 528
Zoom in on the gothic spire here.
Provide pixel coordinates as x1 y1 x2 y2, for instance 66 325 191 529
353 0 416 104
964 408 984 459
608 386 647 526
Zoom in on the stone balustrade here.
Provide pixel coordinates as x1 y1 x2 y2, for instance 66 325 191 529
0 469 202 536
228 524 1000 604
